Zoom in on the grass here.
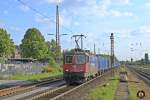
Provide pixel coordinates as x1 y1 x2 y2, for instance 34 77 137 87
88 76 119 100
127 65 137 100
128 82 137 100
9 72 63 80
140 65 150 71
120 64 126 72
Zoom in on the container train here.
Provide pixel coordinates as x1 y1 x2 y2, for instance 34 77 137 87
63 49 120 84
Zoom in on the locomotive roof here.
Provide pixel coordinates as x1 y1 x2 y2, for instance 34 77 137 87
64 48 91 55
96 54 110 58
64 49 119 61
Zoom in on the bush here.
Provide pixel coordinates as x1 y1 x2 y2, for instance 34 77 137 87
49 57 59 67
0 57 5 63
41 55 63 73
42 65 62 73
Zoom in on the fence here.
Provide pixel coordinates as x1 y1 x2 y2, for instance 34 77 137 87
0 62 48 78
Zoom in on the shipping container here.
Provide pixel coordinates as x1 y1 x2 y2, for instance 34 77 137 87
97 55 110 70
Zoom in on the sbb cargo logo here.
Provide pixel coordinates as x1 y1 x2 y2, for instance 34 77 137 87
137 90 145 99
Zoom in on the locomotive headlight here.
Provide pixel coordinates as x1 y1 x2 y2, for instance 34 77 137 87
65 69 69 71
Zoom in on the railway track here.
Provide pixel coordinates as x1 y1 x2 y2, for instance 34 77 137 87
3 80 65 100
20 69 117 100
52 69 116 100
0 69 117 100
19 85 74 100
129 66 150 86
0 75 63 99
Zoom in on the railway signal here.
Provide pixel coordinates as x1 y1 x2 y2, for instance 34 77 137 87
110 33 114 68
110 33 115 76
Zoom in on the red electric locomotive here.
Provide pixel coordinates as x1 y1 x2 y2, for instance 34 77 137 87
63 49 98 84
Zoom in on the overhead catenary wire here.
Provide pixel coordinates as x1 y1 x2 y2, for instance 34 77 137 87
17 0 73 34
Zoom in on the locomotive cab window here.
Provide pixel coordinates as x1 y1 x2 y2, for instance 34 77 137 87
76 55 86 64
86 56 89 62
65 55 73 64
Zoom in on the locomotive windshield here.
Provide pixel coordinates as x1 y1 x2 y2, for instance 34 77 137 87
65 55 73 64
76 55 86 64
65 54 87 64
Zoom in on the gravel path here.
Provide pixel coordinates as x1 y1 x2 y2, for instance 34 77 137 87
116 82 129 100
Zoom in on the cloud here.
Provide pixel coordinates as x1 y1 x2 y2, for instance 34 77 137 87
34 14 51 24
117 0 130 4
3 10 8 14
59 15 72 27
109 10 133 17
59 0 99 17
144 2 150 9
34 12 72 27
74 21 80 26
114 29 132 39
123 0 130 4
139 26 150 33
115 26 150 39
28 0 133 18
31 0 64 4
46 0 64 4
20 5 30 12
128 26 150 39
99 0 111 15
10 26 24 33
59 0 133 17
136 27 150 34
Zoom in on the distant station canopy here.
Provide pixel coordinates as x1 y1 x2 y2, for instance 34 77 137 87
7 58 36 64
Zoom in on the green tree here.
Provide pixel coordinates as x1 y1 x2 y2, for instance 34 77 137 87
46 39 56 59
46 39 62 63
20 28 49 60
0 28 14 57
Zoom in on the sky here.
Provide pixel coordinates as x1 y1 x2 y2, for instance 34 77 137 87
0 0 150 61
